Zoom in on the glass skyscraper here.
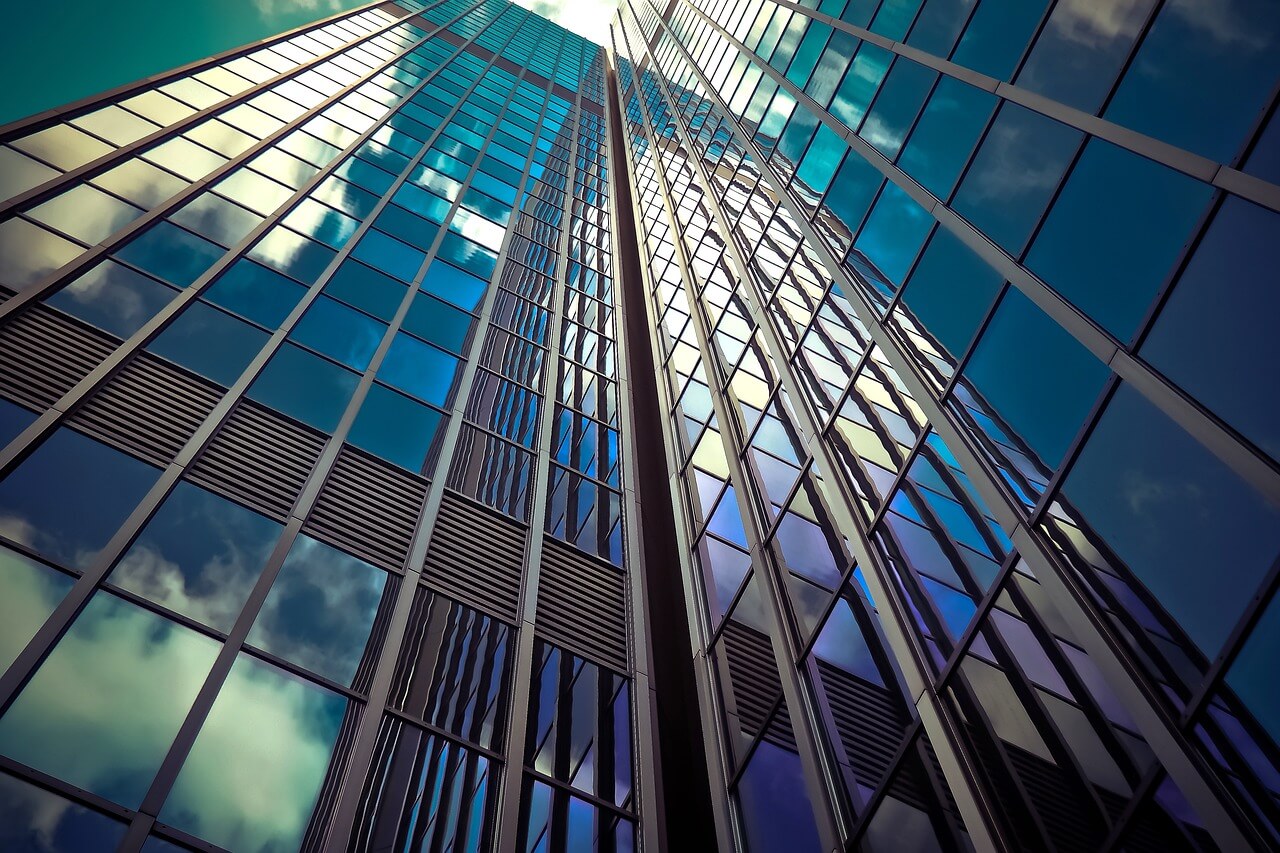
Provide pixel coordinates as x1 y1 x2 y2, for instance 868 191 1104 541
0 0 1278 851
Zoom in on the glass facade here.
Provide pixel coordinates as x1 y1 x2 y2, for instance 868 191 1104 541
0 0 1277 850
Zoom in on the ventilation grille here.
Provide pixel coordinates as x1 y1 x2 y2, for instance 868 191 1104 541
423 491 526 622
536 538 628 673
303 446 427 571
67 353 222 467
720 620 783 741
187 400 325 521
817 659 909 801
0 306 117 411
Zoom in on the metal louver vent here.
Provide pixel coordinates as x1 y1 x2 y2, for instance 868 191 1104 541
536 538 628 672
303 446 427 571
720 620 782 739
0 306 117 411
67 353 222 466
187 400 325 521
423 491 526 622
816 659 909 800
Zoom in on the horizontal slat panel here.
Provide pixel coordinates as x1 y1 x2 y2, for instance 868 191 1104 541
536 538 628 672
0 306 117 411
422 491 526 622
187 400 325 521
303 446 427 572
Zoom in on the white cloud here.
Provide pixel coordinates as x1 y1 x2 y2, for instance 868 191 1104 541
511 0 619 45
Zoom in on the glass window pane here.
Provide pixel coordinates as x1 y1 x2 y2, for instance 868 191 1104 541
46 259 178 338
202 259 307 330
110 482 281 632
169 193 263 248
0 770 126 852
402 292 472 354
897 76 997 199
1226 590 1280 744
29 184 144 245
1063 385 1280 654
898 227 1003 359
852 182 933 293
247 535 388 685
0 428 159 571
248 343 360 432
860 57 937 159
91 159 187 209
420 260 488 312
0 147 58 203
116 222 226 287
323 260 408 321
160 654 345 852
148 302 269 386
0 219 82 292
1026 140 1211 340
248 226 336 284
735 738 822 852
352 229 426 282
951 0 1050 80
0 547 74 673
1142 197 1280 461
0 398 37 449
348 383 444 472
289 295 387 371
281 199 359 249
0 592 219 808
377 333 460 406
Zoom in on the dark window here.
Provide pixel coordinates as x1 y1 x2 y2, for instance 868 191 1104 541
148 302 268 386
203 259 308 330
116 222 225 287
248 343 360 432
289 295 387 371
347 383 444 472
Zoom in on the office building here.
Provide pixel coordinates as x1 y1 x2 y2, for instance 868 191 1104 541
0 0 1278 850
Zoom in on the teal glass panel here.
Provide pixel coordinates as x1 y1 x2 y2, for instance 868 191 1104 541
853 182 932 290
0 547 73 673
952 105 1081 254
807 30 860 112
0 592 219 808
393 182 453 224
203 259 307 330
248 226 336 284
829 43 892 130
421 259 489 312
951 0 1050 80
116 222 225 287
289 296 387 371
160 654 345 852
353 229 426 282
438 232 497 280
861 58 937 159
1142 197 1280 460
897 76 996 199
1226 591 1280 744
373 204 441 252
323 260 408 321
1026 140 1211 340
870 0 924 40
46 259 178 338
796 124 844 197
962 289 1108 467
1104 0 1280 161
402 291 473 354
0 770 126 851
148 302 268 386
0 428 159 571
281 199 359 249
1063 385 1280 655
377 333 460 407
899 228 1003 359
110 482 281 632
248 343 359 432
248 535 388 686
348 383 444 472
906 0 977 57
822 149 883 249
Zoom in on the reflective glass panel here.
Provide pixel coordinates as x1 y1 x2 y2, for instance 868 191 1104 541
348 383 444 472
148 302 269 386
46 259 178 338
202 259 308 330
289 295 387 371
0 547 73 673
116 222 225 287
248 343 360 432
377 333 460 406
0 771 126 852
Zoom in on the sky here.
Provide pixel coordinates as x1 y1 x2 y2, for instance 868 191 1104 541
0 0 619 128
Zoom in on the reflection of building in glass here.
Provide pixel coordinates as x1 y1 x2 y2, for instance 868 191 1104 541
0 0 1279 850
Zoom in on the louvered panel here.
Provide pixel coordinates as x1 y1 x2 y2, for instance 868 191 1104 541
187 400 325 521
423 491 526 622
720 621 781 739
817 659 910 800
303 446 427 571
0 306 117 411
535 538 628 673
67 353 222 466
1007 745 1107 853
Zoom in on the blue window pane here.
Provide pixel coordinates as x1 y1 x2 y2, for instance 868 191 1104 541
906 0 978 57
0 398 36 451
0 771 126 852
116 222 225 287
1104 0 1280 161
0 592 218 809
247 535 388 686
353 229 426 282
1226 591 1280 745
0 546 74 673
962 289 1108 467
1063 385 1280 655
378 333 460 407
402 292 473 354
110 481 281 632
953 105 1082 255
1142 197 1280 461
861 58 937 159
1016 0 1156 114
248 227 336 284
281 199 358 249
348 383 444 472
852 182 932 291
203 259 307 330
951 0 1050 81
1245 106 1280 184
437 232 497 280
373 204 440 251
899 228 1003 359
795 124 844 197
46 259 178 338
822 149 883 250
248 343 360 432
336 156 396 195
393 182 452 224
1026 140 1211 340
148 302 268 386
323 260 408 321
421 259 489 312
289 296 387 371
897 76 997 199
870 0 923 40
829 44 893 129
735 739 822 853
0 429 159 570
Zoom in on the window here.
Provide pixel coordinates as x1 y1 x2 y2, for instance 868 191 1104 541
46 259 178 338
29 184 143 245
377 333 460 407
148 302 268 386
347 383 444 472
896 76 996 199
203 259 308 330
289 295 387 371
116 222 225 287
323 259 408 321
0 547 73 673
420 259 489 312
248 343 360 432
402 291 473 353
897 227 1003 360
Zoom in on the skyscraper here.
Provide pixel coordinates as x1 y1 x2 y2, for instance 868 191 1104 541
0 0 1277 851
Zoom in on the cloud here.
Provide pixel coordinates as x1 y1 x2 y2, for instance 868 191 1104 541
511 0 619 44
252 0 345 18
